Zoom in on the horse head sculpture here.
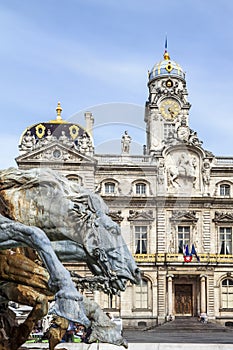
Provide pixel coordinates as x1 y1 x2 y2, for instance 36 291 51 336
0 167 140 294
0 167 141 345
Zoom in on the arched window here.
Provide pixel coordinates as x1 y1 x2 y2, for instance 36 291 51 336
135 183 146 195
134 278 151 310
104 182 115 194
221 279 233 309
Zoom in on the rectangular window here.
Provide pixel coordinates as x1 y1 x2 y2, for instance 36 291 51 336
220 184 230 196
105 182 115 194
136 183 146 195
102 293 120 310
220 227 232 254
135 226 147 254
164 123 175 140
178 226 190 254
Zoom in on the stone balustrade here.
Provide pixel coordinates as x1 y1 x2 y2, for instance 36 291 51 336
133 253 233 264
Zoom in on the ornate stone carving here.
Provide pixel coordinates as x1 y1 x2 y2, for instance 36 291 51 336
176 118 203 146
127 209 154 222
170 210 198 223
202 159 211 195
149 78 188 105
157 159 165 184
19 130 36 153
109 211 124 223
76 132 93 155
213 211 233 223
167 152 197 189
33 147 77 161
59 130 74 147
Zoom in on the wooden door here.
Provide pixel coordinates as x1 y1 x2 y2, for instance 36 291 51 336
175 284 193 316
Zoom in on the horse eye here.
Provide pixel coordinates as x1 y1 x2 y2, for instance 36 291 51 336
110 228 118 235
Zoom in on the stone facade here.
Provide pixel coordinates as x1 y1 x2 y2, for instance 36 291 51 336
16 50 233 328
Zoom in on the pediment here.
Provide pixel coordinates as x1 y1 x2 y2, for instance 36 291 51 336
170 210 198 223
213 211 233 223
128 210 154 222
15 142 96 164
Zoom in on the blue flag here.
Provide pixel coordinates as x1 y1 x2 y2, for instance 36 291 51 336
191 244 200 262
191 244 196 255
165 36 168 52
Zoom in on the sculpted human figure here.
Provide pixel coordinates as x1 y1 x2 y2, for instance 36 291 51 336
43 129 57 144
20 130 36 151
158 159 165 185
78 132 92 154
59 131 73 147
202 159 211 195
121 131 131 154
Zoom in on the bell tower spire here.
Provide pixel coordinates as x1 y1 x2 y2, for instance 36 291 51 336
144 44 191 154
164 35 170 60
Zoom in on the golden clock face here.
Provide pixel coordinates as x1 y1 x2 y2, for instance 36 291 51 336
160 99 180 120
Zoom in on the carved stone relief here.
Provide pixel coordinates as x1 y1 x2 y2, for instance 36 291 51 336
165 150 199 194
213 211 233 223
149 78 189 105
202 159 211 196
127 210 154 222
33 147 80 162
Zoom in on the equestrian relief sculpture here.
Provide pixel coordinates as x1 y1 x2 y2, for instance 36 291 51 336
0 167 141 350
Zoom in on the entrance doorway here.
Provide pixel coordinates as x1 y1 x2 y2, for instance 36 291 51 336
175 284 193 316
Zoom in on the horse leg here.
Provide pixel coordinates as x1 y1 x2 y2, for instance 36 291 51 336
82 296 128 348
0 283 48 350
0 217 90 326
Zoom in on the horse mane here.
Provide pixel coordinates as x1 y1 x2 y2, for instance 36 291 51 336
0 167 109 216
0 167 75 193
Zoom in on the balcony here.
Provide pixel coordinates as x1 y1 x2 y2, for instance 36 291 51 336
133 253 233 264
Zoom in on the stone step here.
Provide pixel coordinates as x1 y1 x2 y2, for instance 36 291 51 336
150 317 232 333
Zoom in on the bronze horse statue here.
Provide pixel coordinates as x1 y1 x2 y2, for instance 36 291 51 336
0 167 140 349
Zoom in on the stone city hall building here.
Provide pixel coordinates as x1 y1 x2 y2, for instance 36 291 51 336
16 48 233 328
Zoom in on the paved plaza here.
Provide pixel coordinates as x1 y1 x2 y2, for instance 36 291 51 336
20 317 233 349
124 317 233 343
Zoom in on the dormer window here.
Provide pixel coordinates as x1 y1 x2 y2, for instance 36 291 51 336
135 183 146 195
220 184 230 197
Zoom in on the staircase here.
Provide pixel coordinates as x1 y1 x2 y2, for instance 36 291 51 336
153 317 231 333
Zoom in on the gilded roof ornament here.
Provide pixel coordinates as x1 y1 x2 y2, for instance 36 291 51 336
164 51 170 60
164 36 170 60
56 101 63 121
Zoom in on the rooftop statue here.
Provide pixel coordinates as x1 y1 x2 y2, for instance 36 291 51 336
0 167 141 349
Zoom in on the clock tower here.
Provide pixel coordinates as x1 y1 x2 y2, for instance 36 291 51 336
144 47 191 154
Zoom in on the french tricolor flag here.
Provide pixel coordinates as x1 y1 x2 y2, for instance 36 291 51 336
183 244 192 262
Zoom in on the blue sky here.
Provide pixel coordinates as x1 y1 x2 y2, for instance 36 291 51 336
1 0 233 168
